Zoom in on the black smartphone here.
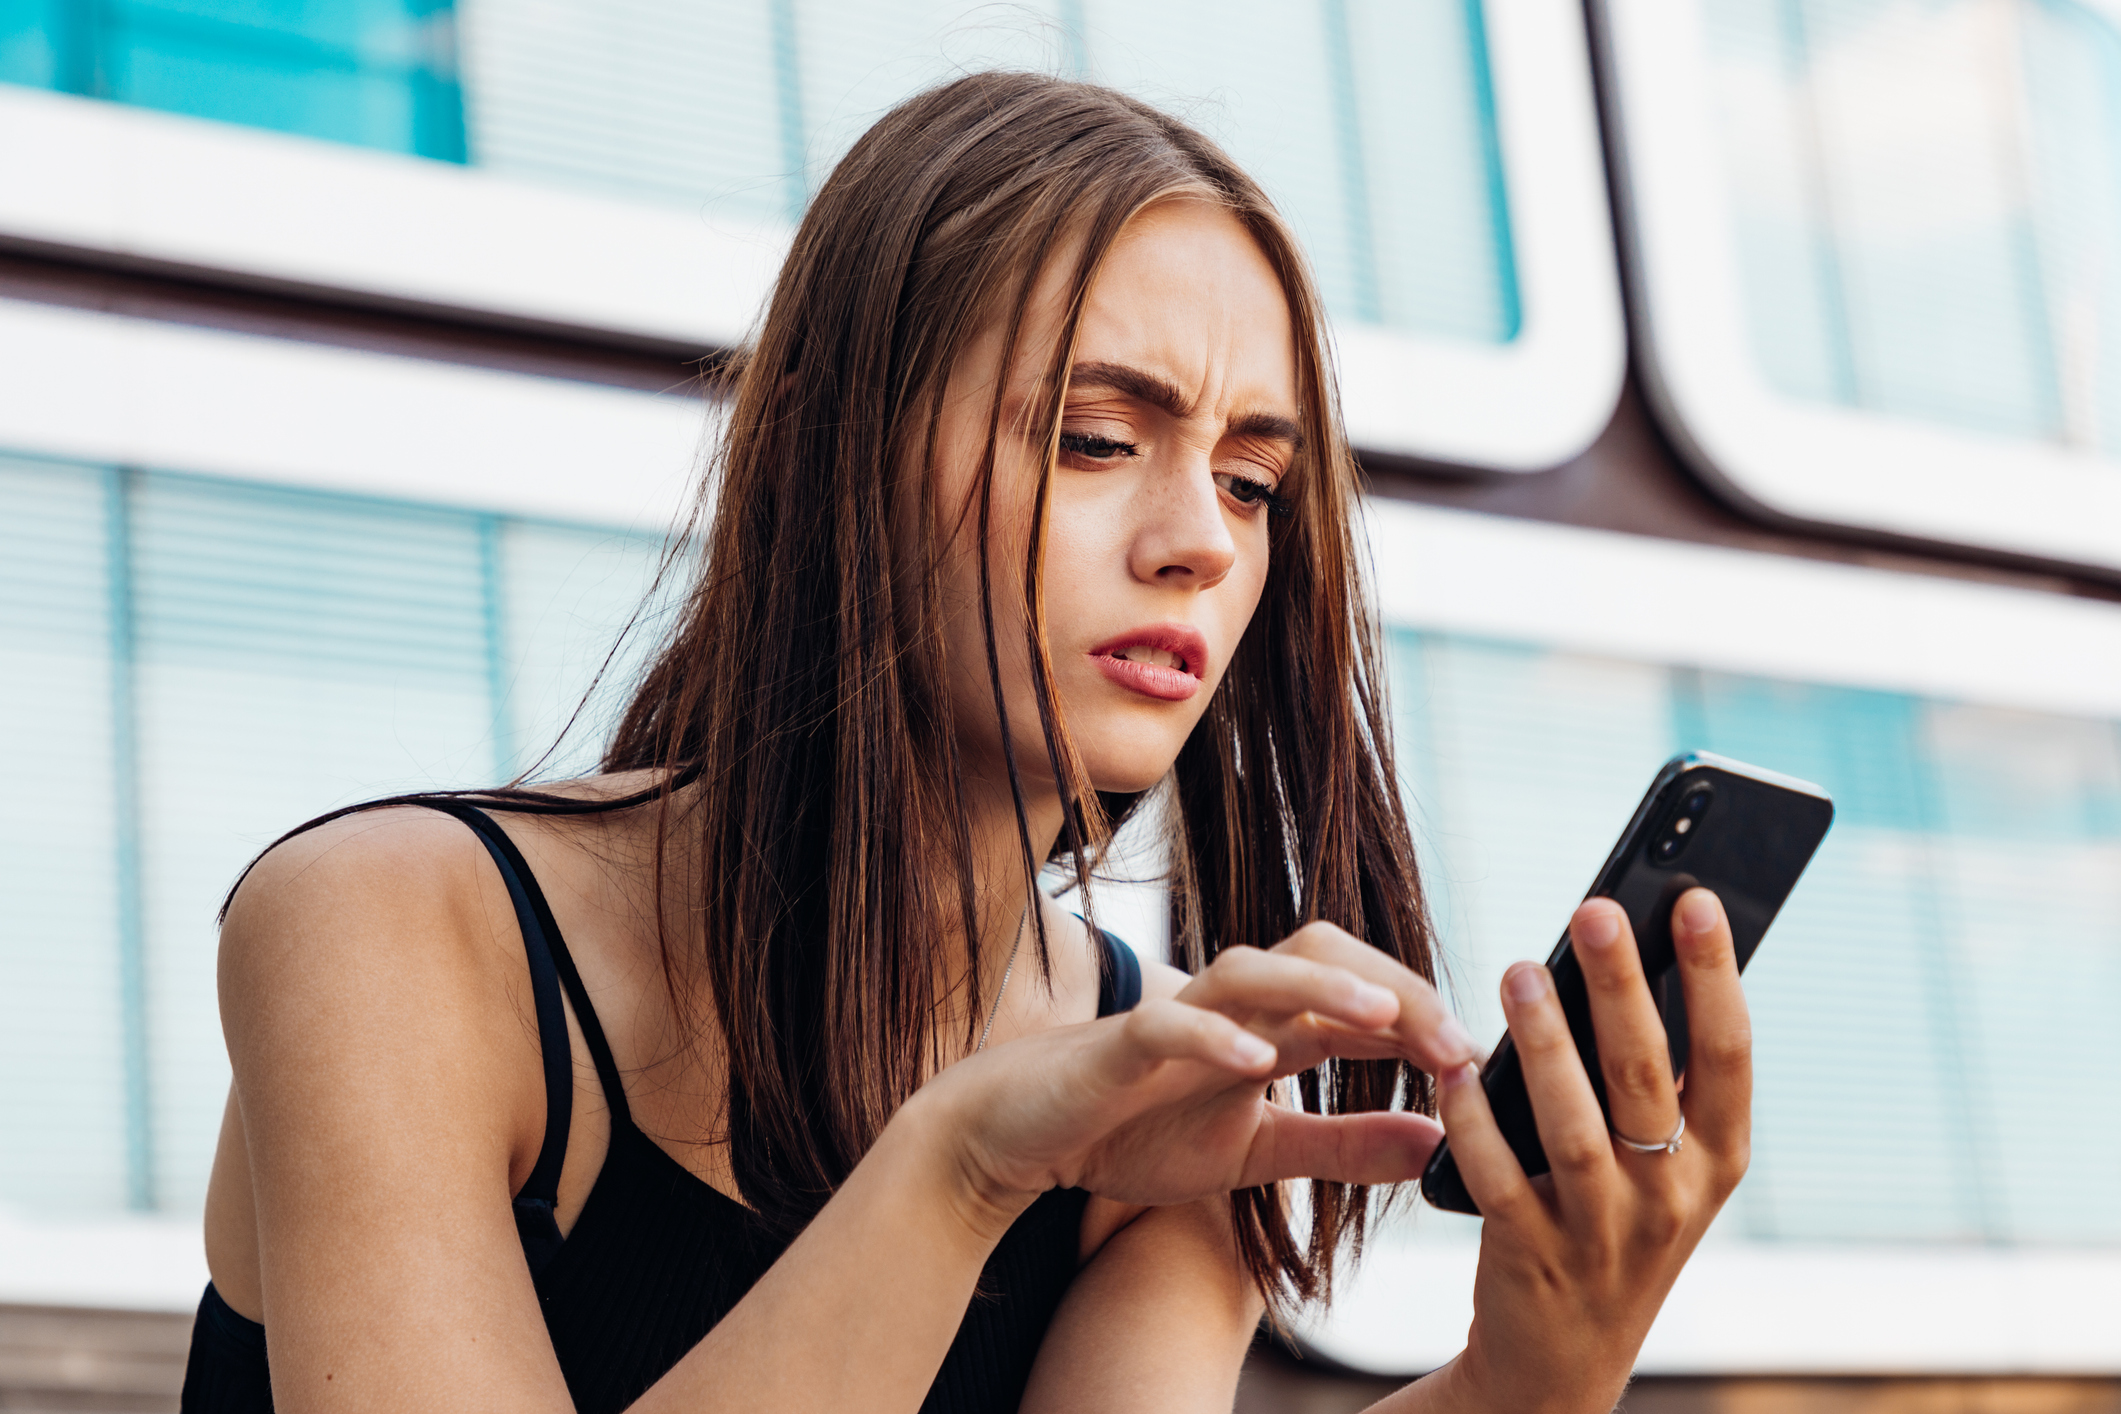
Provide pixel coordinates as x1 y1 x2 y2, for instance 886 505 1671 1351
1419 752 1834 1215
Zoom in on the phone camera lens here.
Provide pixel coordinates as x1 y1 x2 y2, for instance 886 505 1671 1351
1684 791 1711 814
1654 837 1679 861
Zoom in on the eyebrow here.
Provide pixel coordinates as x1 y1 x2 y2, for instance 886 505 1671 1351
1067 360 1304 449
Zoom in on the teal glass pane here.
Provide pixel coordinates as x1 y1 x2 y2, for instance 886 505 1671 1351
0 464 674 1220
1703 0 2121 454
130 471 498 1210
0 457 131 1213
789 0 1067 198
1075 0 1365 323
1679 670 1984 1239
1674 671 1932 831
453 0 1519 340
1386 633 1675 1040
1383 636 2121 1246
0 0 59 86
3 0 464 160
1922 704 2121 1242
1074 0 1517 339
494 519 666 779
457 0 787 218
1344 0 1519 340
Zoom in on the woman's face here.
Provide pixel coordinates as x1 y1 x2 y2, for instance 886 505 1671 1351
931 198 1299 797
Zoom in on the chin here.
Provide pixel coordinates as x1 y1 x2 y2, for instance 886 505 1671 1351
1075 732 1187 798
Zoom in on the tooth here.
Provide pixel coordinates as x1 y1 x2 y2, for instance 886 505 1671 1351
1113 645 1184 670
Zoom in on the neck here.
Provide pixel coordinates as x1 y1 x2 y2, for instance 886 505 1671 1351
959 765 1068 998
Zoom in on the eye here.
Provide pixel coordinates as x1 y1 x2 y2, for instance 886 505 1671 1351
1214 471 1293 519
1057 431 1138 462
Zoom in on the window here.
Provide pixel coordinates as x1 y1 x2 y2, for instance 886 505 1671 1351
458 0 1520 342
0 0 466 159
1394 634 2121 1246
0 293 690 1216
0 457 131 1212
1602 0 2121 574
456 0 1622 469
1300 501 2121 1374
1 2 1625 473
0 454 665 1213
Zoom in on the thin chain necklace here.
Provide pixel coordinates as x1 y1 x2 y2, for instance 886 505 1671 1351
974 899 1032 1054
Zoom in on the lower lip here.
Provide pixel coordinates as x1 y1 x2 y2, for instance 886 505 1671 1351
1091 654 1201 702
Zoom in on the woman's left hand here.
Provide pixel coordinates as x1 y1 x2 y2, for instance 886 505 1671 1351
1416 887 1751 1414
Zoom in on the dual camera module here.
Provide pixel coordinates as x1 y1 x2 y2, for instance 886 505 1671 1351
1650 780 1715 864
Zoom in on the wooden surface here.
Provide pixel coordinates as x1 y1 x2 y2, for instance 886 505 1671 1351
0 1304 187 1413
3 1302 2114 1413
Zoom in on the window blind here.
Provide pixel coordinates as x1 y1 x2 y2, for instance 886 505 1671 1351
495 520 668 781
457 0 788 217
452 0 1519 342
1703 0 2121 454
1385 630 2121 1246
8 459 2117 1248
128 472 498 1210
0 456 130 1213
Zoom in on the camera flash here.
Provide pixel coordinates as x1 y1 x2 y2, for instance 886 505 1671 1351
1674 818 1693 834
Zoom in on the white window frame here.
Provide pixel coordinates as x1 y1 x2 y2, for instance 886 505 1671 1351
6 494 2121 1376
1303 1235 2121 1376
1298 498 2121 1377
1334 0 1625 471
0 0 1624 474
0 85 781 351
1596 0 2121 577
0 297 707 532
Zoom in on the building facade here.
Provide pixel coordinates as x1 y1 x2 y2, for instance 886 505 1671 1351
2 0 2119 1400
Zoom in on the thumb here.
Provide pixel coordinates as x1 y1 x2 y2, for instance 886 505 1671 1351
1239 1107 1445 1188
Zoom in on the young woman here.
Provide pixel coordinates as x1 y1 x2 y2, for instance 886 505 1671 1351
183 72 1749 1413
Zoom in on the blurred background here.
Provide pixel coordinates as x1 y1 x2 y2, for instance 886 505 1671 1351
1 1 2118 1410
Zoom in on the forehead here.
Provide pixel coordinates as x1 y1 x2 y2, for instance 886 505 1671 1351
1063 200 1299 417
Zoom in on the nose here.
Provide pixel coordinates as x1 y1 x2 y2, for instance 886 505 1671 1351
1126 450 1237 590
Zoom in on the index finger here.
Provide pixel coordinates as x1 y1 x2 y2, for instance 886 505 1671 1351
1270 921 1477 1073
1671 888 1751 1162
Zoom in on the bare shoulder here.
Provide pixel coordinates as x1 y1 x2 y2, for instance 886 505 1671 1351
212 806 579 1398
216 806 537 1093
221 807 505 990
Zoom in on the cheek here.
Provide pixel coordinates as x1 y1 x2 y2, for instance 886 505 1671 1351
1038 486 1128 613
1206 530 1273 672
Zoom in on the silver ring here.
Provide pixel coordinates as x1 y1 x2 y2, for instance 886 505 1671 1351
1612 1112 1685 1155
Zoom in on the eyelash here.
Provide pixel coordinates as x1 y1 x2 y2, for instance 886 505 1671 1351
1056 432 1293 520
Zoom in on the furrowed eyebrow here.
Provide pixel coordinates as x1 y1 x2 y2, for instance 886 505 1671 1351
1227 410 1304 451
1067 361 1192 420
1066 361 1304 450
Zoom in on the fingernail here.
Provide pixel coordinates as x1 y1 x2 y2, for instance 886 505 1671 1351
1505 965 1547 1006
1576 906 1622 951
1439 1061 1478 1093
1436 1015 1476 1063
1679 890 1721 935
1355 981 1398 1014
1232 1033 1275 1068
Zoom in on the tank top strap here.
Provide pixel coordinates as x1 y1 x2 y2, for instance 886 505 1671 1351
1091 925 1142 1017
411 800 635 1273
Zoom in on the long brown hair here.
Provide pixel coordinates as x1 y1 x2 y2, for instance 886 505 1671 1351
604 70 1437 1306
240 69 1437 1310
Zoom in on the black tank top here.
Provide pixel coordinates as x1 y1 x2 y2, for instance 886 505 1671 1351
180 801 1143 1413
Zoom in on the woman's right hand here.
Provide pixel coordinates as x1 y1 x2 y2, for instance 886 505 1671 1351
912 921 1478 1230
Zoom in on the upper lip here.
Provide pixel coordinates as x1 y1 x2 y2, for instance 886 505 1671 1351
1087 623 1209 679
